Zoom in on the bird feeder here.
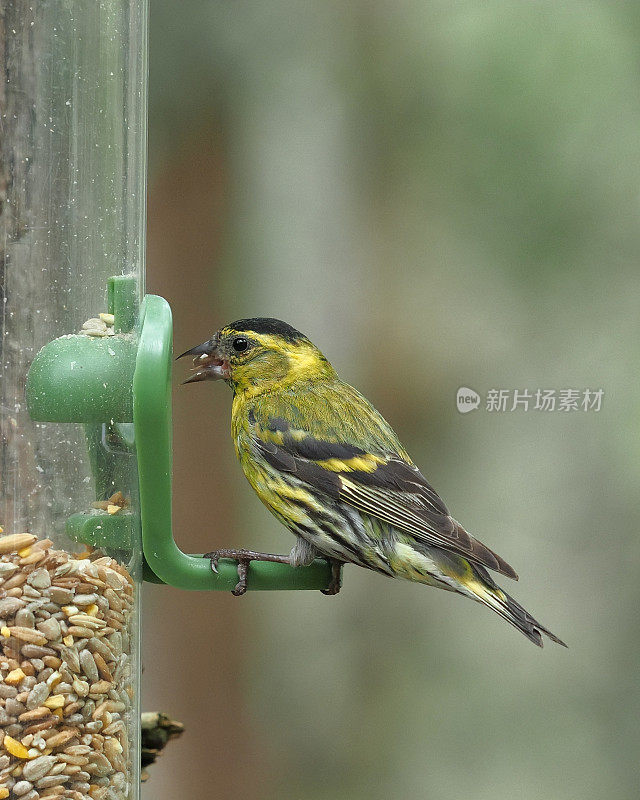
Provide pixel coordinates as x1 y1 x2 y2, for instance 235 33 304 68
0 2 331 797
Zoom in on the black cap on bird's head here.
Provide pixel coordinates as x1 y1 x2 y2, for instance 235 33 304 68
224 318 306 343
176 317 319 386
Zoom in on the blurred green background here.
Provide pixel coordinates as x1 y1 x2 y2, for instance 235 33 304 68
142 2 639 799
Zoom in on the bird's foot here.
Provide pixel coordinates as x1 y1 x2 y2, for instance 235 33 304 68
321 558 343 596
204 548 291 596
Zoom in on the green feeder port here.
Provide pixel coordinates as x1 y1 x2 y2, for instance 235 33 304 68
25 335 136 423
25 276 335 593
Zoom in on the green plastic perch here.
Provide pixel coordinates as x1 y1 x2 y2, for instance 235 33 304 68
26 276 334 593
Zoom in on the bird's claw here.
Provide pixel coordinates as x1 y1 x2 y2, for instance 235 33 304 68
231 559 249 596
204 549 341 595
203 549 290 595
204 549 250 595
321 558 343 596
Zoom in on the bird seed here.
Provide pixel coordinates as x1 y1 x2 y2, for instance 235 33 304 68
0 533 135 799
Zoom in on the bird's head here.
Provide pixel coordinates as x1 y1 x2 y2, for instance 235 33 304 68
178 317 336 395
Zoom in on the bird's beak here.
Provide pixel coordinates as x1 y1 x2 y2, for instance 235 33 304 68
176 337 230 383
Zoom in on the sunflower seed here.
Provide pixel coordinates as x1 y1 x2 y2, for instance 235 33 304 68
22 753 57 781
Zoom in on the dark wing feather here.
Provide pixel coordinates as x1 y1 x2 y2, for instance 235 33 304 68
339 472 518 579
253 418 518 580
255 439 342 499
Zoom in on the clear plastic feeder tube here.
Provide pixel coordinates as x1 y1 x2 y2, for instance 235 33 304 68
0 1 147 797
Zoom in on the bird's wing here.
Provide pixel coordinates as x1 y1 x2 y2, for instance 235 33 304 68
249 389 518 580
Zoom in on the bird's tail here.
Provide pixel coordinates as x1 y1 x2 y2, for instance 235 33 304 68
465 563 567 648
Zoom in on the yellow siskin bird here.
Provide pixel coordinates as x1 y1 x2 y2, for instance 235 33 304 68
179 318 565 648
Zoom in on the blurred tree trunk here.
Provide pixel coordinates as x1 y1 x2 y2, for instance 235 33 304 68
144 128 268 799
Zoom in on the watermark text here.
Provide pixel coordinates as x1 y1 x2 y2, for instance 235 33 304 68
456 387 603 414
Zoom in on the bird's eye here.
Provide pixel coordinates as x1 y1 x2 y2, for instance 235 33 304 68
232 336 249 352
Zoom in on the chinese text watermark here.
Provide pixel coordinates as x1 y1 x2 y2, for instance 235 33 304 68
456 387 603 414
